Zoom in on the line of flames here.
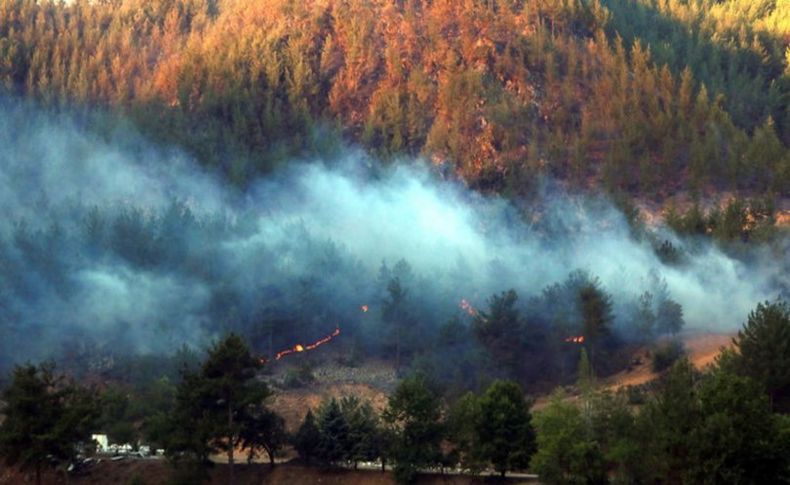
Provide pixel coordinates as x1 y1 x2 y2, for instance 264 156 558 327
460 298 478 317
259 327 341 364
565 335 585 343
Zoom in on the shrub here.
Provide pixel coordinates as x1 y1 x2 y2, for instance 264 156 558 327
652 340 685 373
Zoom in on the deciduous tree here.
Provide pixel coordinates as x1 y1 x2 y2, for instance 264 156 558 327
474 380 535 477
383 373 444 484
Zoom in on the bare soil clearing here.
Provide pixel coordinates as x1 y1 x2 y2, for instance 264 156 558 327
605 331 734 390
532 331 735 410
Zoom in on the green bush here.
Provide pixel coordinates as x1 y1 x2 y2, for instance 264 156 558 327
282 362 315 389
624 385 646 405
652 340 686 373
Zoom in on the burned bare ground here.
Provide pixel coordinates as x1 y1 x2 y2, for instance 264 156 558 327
0 459 539 485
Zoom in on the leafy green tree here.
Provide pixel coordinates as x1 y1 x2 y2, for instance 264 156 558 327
0 363 99 485
637 359 699 482
293 409 321 464
686 370 789 483
383 373 444 484
241 408 286 467
445 392 481 472
530 392 607 484
474 380 536 477
727 300 790 411
588 390 647 483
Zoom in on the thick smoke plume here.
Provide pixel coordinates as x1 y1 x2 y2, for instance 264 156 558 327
0 99 786 372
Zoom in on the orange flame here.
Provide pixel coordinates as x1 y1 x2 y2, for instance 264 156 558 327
361 305 369 313
565 335 585 344
263 327 342 362
460 298 479 317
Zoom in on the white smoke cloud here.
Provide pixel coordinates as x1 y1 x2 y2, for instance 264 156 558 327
0 98 786 368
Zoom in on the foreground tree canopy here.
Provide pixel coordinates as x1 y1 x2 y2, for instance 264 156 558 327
2 298 790 485
720 300 790 412
162 333 274 483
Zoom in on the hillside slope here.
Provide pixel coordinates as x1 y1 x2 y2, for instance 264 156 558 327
0 0 787 194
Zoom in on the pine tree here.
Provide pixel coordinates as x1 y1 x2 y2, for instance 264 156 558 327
639 359 699 481
164 334 273 485
729 300 790 411
340 396 382 469
293 410 321 465
382 260 413 373
473 289 524 377
0 364 99 485
578 277 614 371
316 398 351 465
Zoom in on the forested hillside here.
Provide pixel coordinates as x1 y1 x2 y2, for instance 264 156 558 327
3 3 790 483
0 0 787 194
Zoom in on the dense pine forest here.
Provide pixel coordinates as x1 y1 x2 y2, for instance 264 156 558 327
0 0 787 193
1 0 790 484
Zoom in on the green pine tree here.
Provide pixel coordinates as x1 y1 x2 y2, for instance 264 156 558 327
0 363 99 485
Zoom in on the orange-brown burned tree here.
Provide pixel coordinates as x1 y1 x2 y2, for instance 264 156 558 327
0 0 785 195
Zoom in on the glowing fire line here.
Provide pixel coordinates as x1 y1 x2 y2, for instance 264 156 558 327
460 298 479 317
259 327 341 364
565 335 585 344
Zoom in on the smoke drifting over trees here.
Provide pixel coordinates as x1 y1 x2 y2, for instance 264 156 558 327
0 99 786 381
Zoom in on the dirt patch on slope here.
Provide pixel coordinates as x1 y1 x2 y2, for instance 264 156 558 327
268 357 396 433
532 331 736 411
604 331 735 391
